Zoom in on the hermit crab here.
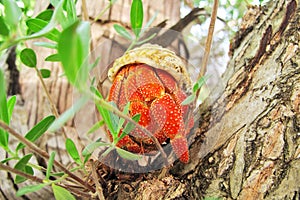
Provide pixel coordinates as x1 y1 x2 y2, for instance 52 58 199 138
107 44 194 163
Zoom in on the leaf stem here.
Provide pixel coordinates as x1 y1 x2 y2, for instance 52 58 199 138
0 120 95 193
34 67 68 140
91 161 105 200
0 162 44 183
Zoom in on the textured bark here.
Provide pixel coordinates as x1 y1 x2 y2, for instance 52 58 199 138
173 0 299 199
1 0 299 199
0 0 181 199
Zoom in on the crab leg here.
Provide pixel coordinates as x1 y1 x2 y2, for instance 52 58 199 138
150 93 189 163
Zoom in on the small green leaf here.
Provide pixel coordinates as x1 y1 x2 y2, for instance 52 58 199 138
45 53 60 62
40 69 51 78
143 11 157 30
3 0 22 29
109 102 119 137
7 95 16 120
116 147 142 160
46 152 55 180
113 24 132 40
181 94 196 105
63 0 77 24
82 142 110 157
193 75 210 93
20 48 37 68
16 115 55 151
91 86 116 135
33 42 57 49
117 102 130 134
130 0 143 37
16 184 47 197
0 69 9 148
52 184 76 200
136 33 156 45
15 165 34 184
26 18 60 42
58 20 90 87
14 154 33 184
0 16 9 36
87 120 104 134
36 9 53 22
50 0 60 7
66 138 81 165
49 96 89 132
119 113 141 141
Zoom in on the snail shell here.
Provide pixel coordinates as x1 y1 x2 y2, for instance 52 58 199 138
108 44 192 92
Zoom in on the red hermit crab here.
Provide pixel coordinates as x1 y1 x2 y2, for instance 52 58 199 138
107 44 194 163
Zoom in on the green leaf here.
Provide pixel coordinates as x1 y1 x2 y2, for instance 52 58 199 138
36 9 53 22
45 53 60 62
91 86 116 135
15 165 34 184
16 115 55 151
82 141 110 157
66 138 81 165
113 24 132 40
52 184 76 200
40 69 51 78
20 48 37 68
58 20 90 87
116 147 142 160
181 94 196 105
143 11 157 30
0 69 9 148
14 154 33 184
7 95 16 121
109 102 119 137
0 16 9 36
33 42 57 49
117 102 130 134
87 120 104 134
3 0 22 29
130 0 143 37
119 113 141 141
17 0 63 41
46 152 55 180
50 0 60 7
49 95 89 132
26 18 60 42
193 75 210 93
16 184 47 197
136 33 156 45
63 0 77 24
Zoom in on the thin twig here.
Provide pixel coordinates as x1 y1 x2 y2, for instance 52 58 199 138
195 0 218 101
81 0 89 21
91 161 105 200
34 65 68 140
0 162 44 183
0 121 95 193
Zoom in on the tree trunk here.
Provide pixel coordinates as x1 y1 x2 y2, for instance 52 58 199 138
0 0 181 199
173 0 299 199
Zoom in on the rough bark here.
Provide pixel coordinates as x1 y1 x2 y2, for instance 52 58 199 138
0 0 181 199
173 0 299 199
